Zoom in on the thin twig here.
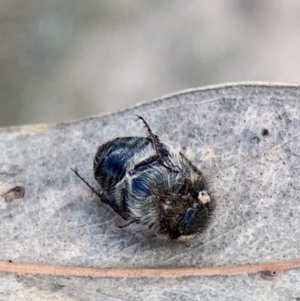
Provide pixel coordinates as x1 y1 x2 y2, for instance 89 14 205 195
0 259 300 278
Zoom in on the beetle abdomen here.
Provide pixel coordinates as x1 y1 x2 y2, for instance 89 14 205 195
94 137 156 198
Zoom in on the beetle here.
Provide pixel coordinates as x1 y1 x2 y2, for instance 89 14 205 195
72 116 215 242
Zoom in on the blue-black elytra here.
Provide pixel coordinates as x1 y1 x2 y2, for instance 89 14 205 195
72 116 215 243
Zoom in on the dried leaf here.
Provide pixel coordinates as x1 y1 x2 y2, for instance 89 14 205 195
1 83 300 300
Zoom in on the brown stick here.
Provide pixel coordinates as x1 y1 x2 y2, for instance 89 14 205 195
0 260 300 278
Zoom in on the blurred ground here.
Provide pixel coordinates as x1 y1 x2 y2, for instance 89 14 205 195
1 0 300 127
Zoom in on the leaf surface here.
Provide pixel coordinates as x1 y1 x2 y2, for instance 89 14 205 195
1 83 300 300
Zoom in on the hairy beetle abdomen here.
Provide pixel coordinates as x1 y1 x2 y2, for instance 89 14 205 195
93 137 155 198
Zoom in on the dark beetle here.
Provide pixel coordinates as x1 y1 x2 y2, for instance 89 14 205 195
72 116 215 242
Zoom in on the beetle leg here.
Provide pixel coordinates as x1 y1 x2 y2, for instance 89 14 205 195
136 115 181 173
71 167 122 216
116 219 138 228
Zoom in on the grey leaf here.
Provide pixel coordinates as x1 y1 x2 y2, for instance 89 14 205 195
1 83 300 301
